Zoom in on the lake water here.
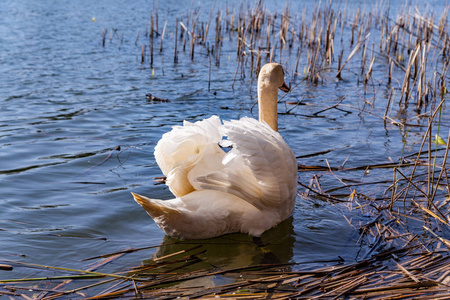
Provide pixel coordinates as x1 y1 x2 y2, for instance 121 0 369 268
0 0 448 295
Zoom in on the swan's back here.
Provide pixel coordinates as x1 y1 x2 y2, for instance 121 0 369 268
153 116 297 222
196 117 297 219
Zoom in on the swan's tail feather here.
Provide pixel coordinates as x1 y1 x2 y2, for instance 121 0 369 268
131 192 180 219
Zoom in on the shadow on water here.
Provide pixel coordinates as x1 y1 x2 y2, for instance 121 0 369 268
132 218 296 288
152 217 295 267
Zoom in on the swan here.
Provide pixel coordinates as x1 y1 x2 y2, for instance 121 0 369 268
132 63 297 240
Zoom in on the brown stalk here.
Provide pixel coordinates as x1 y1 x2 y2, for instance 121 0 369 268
364 56 375 83
101 27 106 47
395 168 447 222
429 130 450 203
399 98 446 206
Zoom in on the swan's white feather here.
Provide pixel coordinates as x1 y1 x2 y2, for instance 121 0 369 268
196 117 297 215
154 116 223 197
134 115 298 239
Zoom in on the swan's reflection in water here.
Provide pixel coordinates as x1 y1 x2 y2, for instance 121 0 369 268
140 217 295 288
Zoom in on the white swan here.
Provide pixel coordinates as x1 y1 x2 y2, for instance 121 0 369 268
132 63 297 240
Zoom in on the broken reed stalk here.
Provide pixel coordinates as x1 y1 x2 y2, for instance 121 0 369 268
190 16 196 60
0 260 135 282
361 41 367 75
364 56 375 83
0 274 104 283
174 18 178 63
149 14 154 68
160 19 167 52
214 10 222 65
150 44 153 68
208 47 212 91
135 29 140 45
101 27 106 47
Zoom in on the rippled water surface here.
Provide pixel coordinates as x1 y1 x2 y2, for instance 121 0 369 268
0 0 447 291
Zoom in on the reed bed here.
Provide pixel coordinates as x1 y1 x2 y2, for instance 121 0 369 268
2 0 449 298
123 0 450 118
1 233 450 299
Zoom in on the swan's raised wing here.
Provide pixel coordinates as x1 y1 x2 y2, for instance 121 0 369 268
154 116 224 197
194 117 298 210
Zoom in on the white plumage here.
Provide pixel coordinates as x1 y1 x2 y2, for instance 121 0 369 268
132 63 297 239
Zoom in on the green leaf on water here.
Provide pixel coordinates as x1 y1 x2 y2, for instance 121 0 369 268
433 134 447 145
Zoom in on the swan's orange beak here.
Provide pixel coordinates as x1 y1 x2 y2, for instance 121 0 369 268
279 82 290 93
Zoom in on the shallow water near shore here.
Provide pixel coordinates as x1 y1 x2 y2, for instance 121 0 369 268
1 0 449 295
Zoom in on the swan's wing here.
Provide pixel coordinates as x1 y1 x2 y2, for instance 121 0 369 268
154 115 224 197
195 117 298 209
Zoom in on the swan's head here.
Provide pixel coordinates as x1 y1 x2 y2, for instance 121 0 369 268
258 63 290 93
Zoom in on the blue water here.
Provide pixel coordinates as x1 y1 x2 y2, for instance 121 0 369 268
0 0 447 293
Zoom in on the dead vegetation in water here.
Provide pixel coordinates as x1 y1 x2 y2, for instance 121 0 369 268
2 0 449 299
103 0 450 122
1 232 450 299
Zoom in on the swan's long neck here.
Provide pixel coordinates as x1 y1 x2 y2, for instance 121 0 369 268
258 80 279 132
